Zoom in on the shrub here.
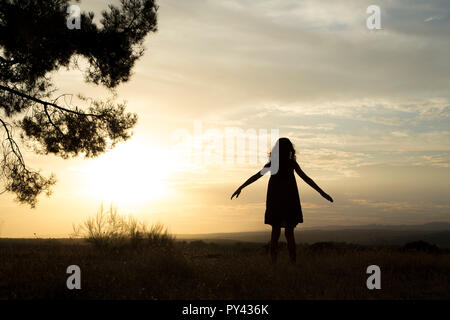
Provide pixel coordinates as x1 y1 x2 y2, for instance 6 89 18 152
403 240 440 253
71 204 175 249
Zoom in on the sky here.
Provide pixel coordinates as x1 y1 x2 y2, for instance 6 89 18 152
1 0 449 237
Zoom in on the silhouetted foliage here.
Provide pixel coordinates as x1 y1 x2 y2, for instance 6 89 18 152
0 0 158 206
71 204 175 249
403 240 440 253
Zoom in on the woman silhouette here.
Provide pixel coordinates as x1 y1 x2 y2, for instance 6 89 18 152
231 137 333 263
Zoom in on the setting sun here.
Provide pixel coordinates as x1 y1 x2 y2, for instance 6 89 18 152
78 141 175 206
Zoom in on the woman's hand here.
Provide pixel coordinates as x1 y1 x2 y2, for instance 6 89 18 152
321 192 333 202
231 188 242 200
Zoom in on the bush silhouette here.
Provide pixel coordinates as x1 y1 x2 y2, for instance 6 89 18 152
403 240 440 253
71 204 174 249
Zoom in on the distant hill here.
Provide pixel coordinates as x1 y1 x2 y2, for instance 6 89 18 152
176 222 450 248
305 222 450 232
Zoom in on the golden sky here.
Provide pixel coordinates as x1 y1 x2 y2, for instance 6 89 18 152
1 0 449 237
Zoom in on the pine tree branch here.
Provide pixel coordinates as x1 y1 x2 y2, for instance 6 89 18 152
0 84 101 118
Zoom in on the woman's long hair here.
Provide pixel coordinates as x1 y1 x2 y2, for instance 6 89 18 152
269 137 296 163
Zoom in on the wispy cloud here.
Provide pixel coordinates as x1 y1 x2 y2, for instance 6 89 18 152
424 15 445 22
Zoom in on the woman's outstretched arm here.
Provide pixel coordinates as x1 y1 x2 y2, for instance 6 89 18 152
293 161 333 202
231 171 263 199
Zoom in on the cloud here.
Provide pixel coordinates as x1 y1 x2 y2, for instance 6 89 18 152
424 15 445 22
391 131 408 137
349 198 450 213
412 154 450 168
97 0 447 117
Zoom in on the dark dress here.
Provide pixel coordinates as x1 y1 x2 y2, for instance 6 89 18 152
261 159 303 228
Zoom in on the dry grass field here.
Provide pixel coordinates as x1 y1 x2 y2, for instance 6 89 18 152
1 237 449 300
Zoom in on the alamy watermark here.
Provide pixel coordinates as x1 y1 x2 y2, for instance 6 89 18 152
366 265 381 289
366 5 382 30
67 5 81 30
66 265 81 290
171 121 280 173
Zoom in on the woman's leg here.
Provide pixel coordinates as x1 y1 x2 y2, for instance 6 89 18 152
285 227 296 263
270 226 281 263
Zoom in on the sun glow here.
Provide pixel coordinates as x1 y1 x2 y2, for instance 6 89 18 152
79 141 175 206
